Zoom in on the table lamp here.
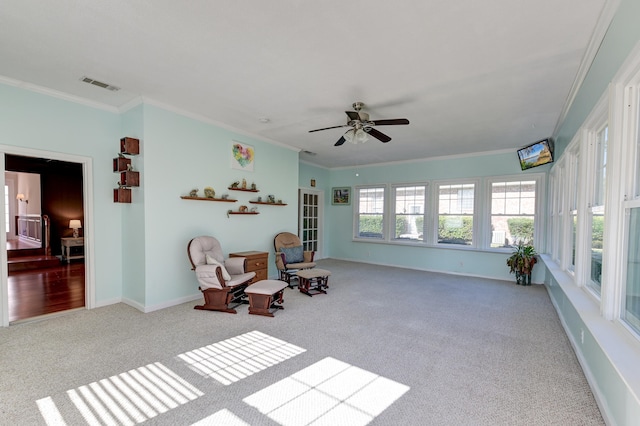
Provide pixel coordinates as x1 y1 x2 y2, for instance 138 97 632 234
69 220 82 238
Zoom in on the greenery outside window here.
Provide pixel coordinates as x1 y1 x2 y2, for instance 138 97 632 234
355 186 385 239
588 124 607 294
489 180 536 248
437 182 475 246
392 184 427 241
624 207 640 335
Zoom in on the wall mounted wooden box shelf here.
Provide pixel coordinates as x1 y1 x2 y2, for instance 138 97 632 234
114 188 132 203
180 196 237 202
120 137 140 155
120 171 140 187
114 137 140 202
113 157 131 172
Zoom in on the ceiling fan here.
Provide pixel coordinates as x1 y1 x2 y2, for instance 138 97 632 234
309 101 410 146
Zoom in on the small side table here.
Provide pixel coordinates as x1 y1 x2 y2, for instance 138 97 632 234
61 237 84 263
229 251 269 283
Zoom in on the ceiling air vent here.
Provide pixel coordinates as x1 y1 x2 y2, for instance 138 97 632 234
80 76 120 91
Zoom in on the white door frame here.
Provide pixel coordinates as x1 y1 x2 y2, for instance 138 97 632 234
0 145 95 326
298 187 324 260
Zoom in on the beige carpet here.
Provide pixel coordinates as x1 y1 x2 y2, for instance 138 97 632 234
0 259 604 425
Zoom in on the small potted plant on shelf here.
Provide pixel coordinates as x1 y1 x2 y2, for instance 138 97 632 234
506 241 537 286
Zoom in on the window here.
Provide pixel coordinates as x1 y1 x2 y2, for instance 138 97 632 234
588 124 608 294
624 207 640 334
392 184 427 241
437 182 475 246
490 180 536 248
355 186 385 239
569 152 580 272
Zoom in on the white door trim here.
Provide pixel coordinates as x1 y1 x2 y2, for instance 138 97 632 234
0 145 95 327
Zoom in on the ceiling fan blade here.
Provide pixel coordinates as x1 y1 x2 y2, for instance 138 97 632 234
334 136 347 146
366 127 392 143
309 124 348 133
370 118 410 126
345 111 360 121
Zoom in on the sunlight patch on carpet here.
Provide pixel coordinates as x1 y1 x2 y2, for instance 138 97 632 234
177 330 306 385
37 362 203 426
243 357 410 426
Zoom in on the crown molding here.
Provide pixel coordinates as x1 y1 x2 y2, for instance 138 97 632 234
0 74 119 113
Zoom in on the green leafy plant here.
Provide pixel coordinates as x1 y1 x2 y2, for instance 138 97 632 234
506 242 537 285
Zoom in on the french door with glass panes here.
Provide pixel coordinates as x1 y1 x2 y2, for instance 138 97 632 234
299 189 323 259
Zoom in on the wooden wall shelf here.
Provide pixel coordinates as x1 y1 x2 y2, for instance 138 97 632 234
180 196 236 202
120 137 140 155
228 187 259 192
249 201 287 206
114 188 132 203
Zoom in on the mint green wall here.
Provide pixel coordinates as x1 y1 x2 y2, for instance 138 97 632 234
0 83 123 304
0 84 299 313
544 1 640 423
325 152 548 282
555 0 640 156
140 105 299 308
120 105 146 307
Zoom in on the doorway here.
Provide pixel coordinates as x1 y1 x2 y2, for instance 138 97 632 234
298 188 323 259
1 148 94 326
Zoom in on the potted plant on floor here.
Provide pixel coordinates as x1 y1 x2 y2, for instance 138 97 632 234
506 241 537 285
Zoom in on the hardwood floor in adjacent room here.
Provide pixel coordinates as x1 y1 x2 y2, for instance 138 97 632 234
8 263 85 322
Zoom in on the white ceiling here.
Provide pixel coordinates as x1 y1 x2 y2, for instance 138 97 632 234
0 0 608 168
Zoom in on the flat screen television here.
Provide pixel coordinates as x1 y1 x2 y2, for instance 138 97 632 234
517 138 554 170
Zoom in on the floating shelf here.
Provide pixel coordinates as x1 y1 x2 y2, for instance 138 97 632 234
249 201 287 206
228 187 259 192
180 196 236 202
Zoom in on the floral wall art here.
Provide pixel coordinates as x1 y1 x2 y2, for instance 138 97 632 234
231 141 255 171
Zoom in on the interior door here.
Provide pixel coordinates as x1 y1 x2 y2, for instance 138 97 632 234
298 189 323 259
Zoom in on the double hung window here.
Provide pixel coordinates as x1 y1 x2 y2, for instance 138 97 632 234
489 180 536 248
437 182 475 246
392 184 427 241
355 186 385 239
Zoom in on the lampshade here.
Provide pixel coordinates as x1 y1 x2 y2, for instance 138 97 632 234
16 193 25 202
69 220 82 229
343 128 369 144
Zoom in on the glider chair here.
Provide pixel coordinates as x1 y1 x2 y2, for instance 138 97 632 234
187 236 256 314
274 232 316 286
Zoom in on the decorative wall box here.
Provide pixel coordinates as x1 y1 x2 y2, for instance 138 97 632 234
120 171 140 187
120 137 140 155
114 188 132 203
113 157 131 172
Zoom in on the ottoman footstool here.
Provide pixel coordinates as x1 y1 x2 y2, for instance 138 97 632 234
244 279 288 317
296 268 331 296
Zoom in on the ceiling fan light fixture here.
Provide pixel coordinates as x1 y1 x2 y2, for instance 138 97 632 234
344 128 369 144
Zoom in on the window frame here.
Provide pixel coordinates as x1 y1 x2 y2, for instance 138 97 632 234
353 185 386 241
433 179 479 248
390 183 429 243
484 174 544 252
